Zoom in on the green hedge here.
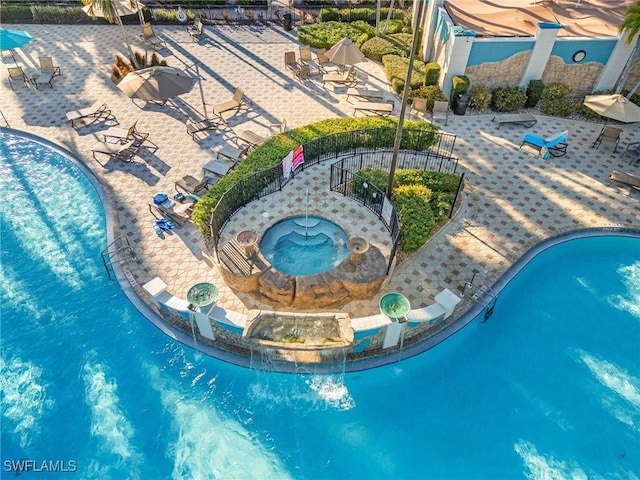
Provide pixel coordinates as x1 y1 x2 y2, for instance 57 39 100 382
191 117 438 233
525 79 545 108
360 34 410 60
382 54 426 94
319 7 405 24
539 83 578 117
423 62 440 86
297 20 374 49
451 75 469 106
491 86 527 112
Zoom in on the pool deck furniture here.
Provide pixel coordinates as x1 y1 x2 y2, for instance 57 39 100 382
175 174 217 196
212 87 251 117
284 51 301 76
66 100 111 127
492 113 537 128
202 158 237 177
215 143 249 162
102 121 149 143
607 169 640 191
353 101 393 117
432 101 449 125
235 129 267 149
623 142 640 165
315 48 339 73
322 66 357 87
186 116 226 140
7 66 30 90
140 22 165 50
520 130 569 157
410 97 428 119
91 138 139 163
148 196 196 226
347 88 385 104
592 125 621 152
187 17 203 41
34 56 61 89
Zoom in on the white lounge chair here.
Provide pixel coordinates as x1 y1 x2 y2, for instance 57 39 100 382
66 100 111 127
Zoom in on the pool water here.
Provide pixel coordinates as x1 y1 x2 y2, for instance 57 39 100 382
1 131 639 479
259 215 349 275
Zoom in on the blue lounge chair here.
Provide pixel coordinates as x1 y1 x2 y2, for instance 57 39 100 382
520 130 568 157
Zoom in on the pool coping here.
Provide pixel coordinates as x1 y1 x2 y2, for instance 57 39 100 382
6 128 640 373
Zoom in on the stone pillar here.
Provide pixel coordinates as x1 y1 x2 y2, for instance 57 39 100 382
520 22 562 88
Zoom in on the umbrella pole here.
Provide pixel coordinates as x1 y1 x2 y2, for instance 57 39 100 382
195 63 207 119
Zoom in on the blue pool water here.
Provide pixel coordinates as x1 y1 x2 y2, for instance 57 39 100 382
259 215 349 275
1 131 639 479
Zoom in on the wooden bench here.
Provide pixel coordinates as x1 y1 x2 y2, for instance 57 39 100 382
353 101 394 117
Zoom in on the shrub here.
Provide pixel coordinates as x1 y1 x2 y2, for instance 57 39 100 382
297 21 374 49
423 63 440 86
319 7 405 24
539 83 578 117
394 185 435 253
382 54 426 94
525 79 545 108
491 86 527 112
450 75 470 106
468 85 492 111
1 5 33 22
409 85 447 111
361 36 409 61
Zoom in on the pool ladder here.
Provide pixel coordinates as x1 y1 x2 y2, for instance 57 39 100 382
101 235 136 281
461 272 498 322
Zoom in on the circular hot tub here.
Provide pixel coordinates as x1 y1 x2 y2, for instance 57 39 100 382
259 215 348 275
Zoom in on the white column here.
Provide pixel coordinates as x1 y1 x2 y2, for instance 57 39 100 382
594 31 640 92
520 22 562 87
440 32 474 98
421 0 443 61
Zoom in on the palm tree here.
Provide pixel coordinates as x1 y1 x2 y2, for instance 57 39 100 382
615 1 640 97
83 0 144 67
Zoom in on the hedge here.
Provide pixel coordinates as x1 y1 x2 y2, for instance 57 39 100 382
297 20 374 49
382 54 426 94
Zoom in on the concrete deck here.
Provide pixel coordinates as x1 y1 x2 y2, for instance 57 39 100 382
2 23 639 325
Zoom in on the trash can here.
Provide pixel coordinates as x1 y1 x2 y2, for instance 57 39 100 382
283 12 293 31
453 93 470 116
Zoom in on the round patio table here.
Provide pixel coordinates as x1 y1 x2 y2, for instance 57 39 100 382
187 282 218 308
379 292 411 320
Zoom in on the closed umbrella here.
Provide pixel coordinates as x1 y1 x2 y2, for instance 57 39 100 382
117 66 195 102
326 37 364 68
0 29 32 51
583 94 640 123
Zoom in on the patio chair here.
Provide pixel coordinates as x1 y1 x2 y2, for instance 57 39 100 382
91 138 140 164
175 174 218 196
235 129 267 149
592 125 621 153
284 51 301 75
149 196 195 226
212 87 251 116
7 66 29 91
410 97 428 119
187 17 204 41
66 100 112 127
316 48 338 73
200 9 216 24
431 101 449 125
607 169 640 191
623 142 640 165
268 118 287 134
186 116 226 140
492 113 537 129
140 22 166 50
322 66 357 87
102 121 149 143
34 56 61 89
299 45 313 66
295 64 310 82
520 130 569 157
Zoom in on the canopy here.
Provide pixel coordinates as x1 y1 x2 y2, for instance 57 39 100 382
583 94 640 123
117 66 195 102
326 37 364 67
0 29 32 51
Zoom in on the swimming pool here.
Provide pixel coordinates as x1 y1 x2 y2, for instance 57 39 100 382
1 131 639 478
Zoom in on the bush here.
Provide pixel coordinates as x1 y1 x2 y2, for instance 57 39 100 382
0 5 33 22
539 83 578 117
297 21 374 49
525 79 545 108
319 7 405 24
361 35 409 61
394 185 435 253
450 75 470 106
32 6 91 24
423 63 440 86
191 117 438 233
491 86 527 112
409 85 447 111
468 85 492 111
382 54 426 94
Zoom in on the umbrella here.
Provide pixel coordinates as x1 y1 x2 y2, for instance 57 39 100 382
326 37 364 67
82 0 141 18
117 66 195 102
583 94 640 123
0 29 32 51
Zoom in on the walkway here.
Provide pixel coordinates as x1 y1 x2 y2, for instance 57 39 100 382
2 22 639 323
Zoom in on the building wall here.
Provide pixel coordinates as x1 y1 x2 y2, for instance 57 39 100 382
465 51 531 90
541 57 604 97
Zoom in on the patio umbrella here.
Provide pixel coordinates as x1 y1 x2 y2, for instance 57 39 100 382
117 66 195 102
0 29 32 51
326 37 364 68
583 94 640 123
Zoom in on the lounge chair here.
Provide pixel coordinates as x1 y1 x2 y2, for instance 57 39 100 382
7 66 29 91
322 66 357 87
592 125 621 153
91 138 140 163
66 100 112 127
175 174 218 196
492 113 537 129
212 87 251 116
149 196 196 226
235 129 267 149
34 56 61 89
202 158 238 177
346 88 384 103
353 101 393 117
431 101 449 125
623 142 640 165
284 51 302 76
186 116 226 140
140 22 166 50
316 48 338 73
295 64 310 82
188 17 204 41
102 121 149 143
268 118 287 134
299 45 315 69
410 97 428 119
607 169 640 191
520 130 568 157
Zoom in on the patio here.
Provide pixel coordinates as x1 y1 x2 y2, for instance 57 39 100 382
2 22 639 323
